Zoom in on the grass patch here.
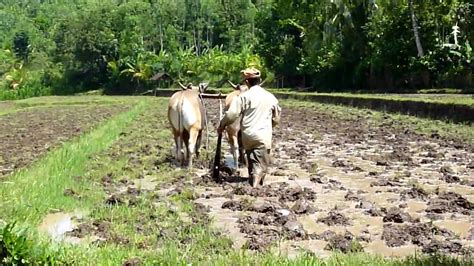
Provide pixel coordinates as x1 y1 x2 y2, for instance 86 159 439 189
0 95 142 116
14 95 142 107
0 86 52 101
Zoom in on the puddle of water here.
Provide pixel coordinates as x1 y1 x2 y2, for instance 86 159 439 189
195 197 247 249
134 176 158 190
434 220 473 238
224 154 237 169
313 190 347 210
346 213 384 236
336 174 372 191
38 212 75 241
365 191 400 208
406 201 427 214
298 215 347 235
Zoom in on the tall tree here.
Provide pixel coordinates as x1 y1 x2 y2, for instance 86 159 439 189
409 0 424 57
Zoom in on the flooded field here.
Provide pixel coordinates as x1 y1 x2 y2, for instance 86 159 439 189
0 96 472 264
190 101 473 257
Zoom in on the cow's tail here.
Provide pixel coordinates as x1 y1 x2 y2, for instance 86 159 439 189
177 93 185 161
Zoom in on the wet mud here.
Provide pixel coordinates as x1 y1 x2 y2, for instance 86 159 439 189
190 100 473 258
33 98 473 259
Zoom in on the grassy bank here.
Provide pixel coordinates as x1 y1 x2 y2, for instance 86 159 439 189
273 91 474 106
0 96 143 116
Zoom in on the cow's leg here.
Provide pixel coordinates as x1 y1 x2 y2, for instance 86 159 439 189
187 127 200 169
195 130 203 158
237 130 247 168
173 130 181 163
178 136 186 166
182 130 190 167
227 130 238 169
231 137 239 169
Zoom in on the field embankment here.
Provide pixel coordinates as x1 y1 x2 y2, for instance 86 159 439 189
271 92 474 124
149 89 474 123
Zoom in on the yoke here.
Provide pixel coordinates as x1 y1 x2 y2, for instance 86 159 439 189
199 93 227 99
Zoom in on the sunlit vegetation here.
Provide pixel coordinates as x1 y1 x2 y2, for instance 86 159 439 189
0 0 472 100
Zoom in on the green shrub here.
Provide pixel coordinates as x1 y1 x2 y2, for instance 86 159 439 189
0 222 59 265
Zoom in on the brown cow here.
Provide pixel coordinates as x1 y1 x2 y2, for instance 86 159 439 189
225 80 248 169
168 82 208 169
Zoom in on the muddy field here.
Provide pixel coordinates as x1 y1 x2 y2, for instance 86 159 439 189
29 98 473 262
0 105 128 177
191 99 474 258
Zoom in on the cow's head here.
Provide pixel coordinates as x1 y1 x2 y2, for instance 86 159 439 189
198 83 209 93
227 80 249 92
178 81 208 93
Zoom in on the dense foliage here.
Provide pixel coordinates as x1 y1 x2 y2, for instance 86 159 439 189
0 0 472 98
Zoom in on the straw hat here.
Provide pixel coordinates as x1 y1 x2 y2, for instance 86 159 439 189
241 67 261 79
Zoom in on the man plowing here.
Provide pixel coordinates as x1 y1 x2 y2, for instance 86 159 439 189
218 67 281 187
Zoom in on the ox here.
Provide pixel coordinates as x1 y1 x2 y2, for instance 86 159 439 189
225 80 249 170
168 82 208 169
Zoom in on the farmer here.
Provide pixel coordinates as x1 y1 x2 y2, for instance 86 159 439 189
218 67 281 187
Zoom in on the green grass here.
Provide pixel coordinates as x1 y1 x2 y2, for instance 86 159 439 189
0 85 52 101
1 96 472 265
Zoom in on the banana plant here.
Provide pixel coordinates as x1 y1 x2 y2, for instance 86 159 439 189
4 63 25 90
120 53 153 93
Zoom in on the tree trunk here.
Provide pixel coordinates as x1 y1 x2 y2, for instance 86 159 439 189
159 22 164 52
409 0 424 57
